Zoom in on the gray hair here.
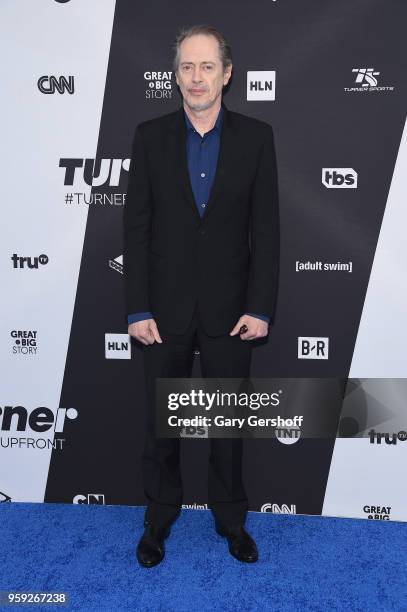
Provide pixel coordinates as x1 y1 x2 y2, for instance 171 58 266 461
172 24 233 73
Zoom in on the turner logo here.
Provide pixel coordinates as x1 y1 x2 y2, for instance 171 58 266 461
11 254 48 269
105 334 131 359
261 503 297 514
363 505 391 520
247 71 276 101
60 158 130 187
298 337 329 359
0 405 77 433
368 429 407 445
38 76 74 94
144 70 173 99
322 168 357 188
109 254 123 274
73 494 105 505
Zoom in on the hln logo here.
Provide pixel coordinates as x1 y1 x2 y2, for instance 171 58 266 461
322 168 358 188
298 337 329 359
105 334 131 359
247 71 276 101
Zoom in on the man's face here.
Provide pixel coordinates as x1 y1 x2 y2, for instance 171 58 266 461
175 34 232 112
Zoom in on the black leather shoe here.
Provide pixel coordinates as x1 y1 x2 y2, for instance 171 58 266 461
136 523 171 567
215 523 258 563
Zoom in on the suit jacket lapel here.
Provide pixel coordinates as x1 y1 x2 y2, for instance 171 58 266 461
171 100 231 222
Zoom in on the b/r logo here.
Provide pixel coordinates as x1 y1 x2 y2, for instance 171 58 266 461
298 337 329 360
11 253 49 269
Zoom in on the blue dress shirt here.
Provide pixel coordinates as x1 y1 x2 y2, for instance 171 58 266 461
127 106 269 325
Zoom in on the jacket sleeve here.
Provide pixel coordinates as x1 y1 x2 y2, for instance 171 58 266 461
122 124 152 317
245 124 280 324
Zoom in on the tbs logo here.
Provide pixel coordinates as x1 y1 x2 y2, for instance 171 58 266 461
322 168 357 188
298 337 329 360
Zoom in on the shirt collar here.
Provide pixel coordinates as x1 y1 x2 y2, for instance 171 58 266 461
183 104 224 133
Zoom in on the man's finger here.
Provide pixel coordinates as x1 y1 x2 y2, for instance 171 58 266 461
150 321 162 343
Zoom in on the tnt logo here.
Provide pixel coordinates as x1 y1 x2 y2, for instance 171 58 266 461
369 429 407 445
322 168 357 188
352 68 380 88
275 426 301 445
298 337 329 359
105 333 131 359
73 494 105 505
11 254 48 269
247 71 276 101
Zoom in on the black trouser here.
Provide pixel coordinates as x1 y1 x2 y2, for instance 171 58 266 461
141 301 252 530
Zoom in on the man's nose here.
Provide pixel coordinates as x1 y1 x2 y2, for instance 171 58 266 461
192 67 203 82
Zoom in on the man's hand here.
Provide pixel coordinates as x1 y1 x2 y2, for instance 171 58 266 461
128 318 162 345
229 314 269 341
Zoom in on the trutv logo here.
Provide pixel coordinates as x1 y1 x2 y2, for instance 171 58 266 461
369 429 407 445
11 254 49 269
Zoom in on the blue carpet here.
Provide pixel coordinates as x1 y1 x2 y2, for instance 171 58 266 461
0 503 406 611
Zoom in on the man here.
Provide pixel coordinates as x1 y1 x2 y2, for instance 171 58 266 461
123 24 279 567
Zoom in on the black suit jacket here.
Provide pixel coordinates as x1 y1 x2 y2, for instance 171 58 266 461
123 100 280 337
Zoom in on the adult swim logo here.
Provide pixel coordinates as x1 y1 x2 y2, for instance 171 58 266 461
11 330 38 356
322 168 357 188
11 254 48 269
363 505 391 520
247 71 276 101
344 68 394 93
144 71 173 100
0 405 78 450
369 429 407 445
38 76 74 94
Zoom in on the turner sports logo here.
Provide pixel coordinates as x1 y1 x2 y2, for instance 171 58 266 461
369 429 407 445
363 505 391 520
247 71 276 101
73 494 105 505
344 68 394 93
261 503 297 514
322 168 357 188
0 405 78 450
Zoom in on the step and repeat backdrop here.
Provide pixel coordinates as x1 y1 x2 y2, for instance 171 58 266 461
1 0 406 522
